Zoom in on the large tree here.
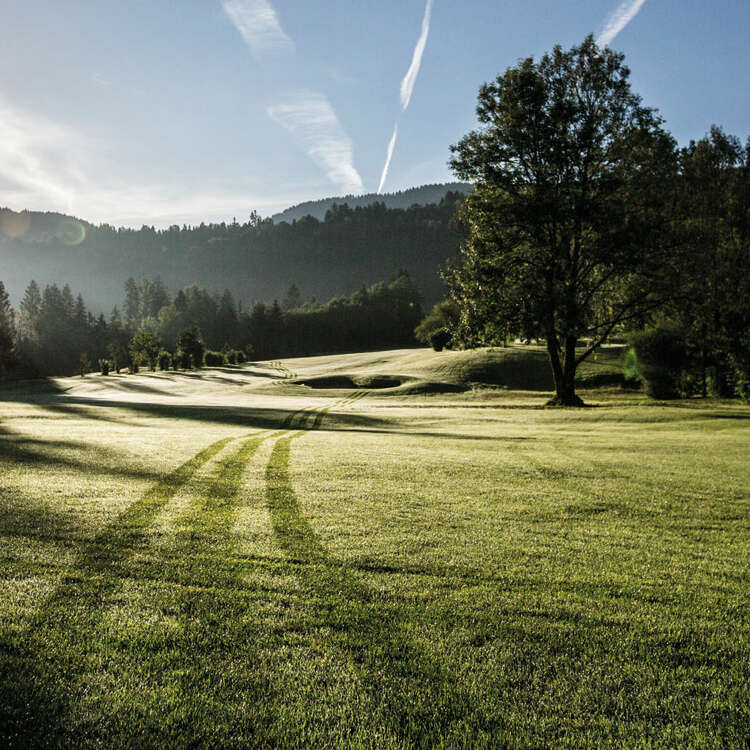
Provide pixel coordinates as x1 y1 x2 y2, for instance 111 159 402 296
448 36 677 405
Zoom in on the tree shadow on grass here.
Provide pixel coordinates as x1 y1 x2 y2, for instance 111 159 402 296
265 433 493 746
0 425 164 481
26 395 391 432
0 433 240 747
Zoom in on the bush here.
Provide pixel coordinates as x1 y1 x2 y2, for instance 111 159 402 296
627 323 688 399
237 349 246 364
177 351 193 369
204 350 226 366
158 350 172 371
176 327 205 369
415 300 459 348
429 328 452 352
98 359 110 376
77 353 91 378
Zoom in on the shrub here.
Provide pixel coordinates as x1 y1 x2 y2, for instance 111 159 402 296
176 327 205 369
77 353 91 378
627 323 688 399
429 328 452 352
236 349 246 364
158 350 172 371
204 350 226 366
98 359 110 376
176 351 193 369
415 300 459 348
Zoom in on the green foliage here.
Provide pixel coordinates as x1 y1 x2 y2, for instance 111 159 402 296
429 328 452 352
107 340 128 375
204 350 225 366
157 349 172 371
667 127 750 397
177 326 204 369
729 341 750 402
414 300 459 349
0 281 15 376
448 35 677 405
98 359 110 376
0 193 465 316
628 323 688 399
77 353 91 378
129 330 162 372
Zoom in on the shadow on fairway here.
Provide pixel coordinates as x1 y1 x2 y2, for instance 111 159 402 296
265 434 490 745
0 425 164 480
25 395 387 432
0 433 239 746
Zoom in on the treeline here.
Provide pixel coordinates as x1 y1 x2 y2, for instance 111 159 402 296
0 271 423 377
0 192 465 314
422 125 750 401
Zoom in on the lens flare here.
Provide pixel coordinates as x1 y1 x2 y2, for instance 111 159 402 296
0 209 31 238
56 219 86 246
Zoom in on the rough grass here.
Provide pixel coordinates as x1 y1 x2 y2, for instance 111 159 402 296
0 349 748 748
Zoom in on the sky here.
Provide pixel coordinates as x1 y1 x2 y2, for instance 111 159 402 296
0 0 748 228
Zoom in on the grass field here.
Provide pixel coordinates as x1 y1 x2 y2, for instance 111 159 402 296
1 347 749 748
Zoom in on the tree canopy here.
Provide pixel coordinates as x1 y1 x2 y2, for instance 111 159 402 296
448 35 677 405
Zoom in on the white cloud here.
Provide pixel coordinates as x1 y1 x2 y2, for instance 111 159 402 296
221 0 293 60
597 0 648 47
400 0 434 111
0 95 83 213
0 95 292 227
268 92 364 195
377 124 398 195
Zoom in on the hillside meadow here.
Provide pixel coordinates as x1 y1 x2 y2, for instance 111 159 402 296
0 347 748 748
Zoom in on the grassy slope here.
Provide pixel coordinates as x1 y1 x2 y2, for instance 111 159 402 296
0 349 748 748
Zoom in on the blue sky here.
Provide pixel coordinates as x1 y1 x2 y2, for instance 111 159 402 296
0 0 747 227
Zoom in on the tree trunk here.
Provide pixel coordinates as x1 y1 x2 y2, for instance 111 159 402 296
546 334 584 406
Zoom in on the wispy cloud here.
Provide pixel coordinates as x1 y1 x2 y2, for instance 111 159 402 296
268 92 364 195
597 0 648 47
0 95 293 227
221 0 293 60
400 0 434 111
0 95 82 213
377 124 398 195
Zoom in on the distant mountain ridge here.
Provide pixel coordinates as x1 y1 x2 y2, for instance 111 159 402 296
271 182 472 223
1 190 467 313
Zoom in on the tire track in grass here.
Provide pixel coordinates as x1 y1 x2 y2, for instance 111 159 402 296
265 433 487 747
0 432 247 746
283 391 365 431
89 432 285 746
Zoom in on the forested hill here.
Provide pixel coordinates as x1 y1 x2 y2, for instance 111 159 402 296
271 183 471 223
0 192 465 313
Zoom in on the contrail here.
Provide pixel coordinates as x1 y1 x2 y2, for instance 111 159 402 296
400 0 434 111
221 0 294 60
377 124 398 195
268 92 365 195
378 0 434 194
597 0 648 47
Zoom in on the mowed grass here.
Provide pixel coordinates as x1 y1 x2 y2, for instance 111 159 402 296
0 349 748 748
